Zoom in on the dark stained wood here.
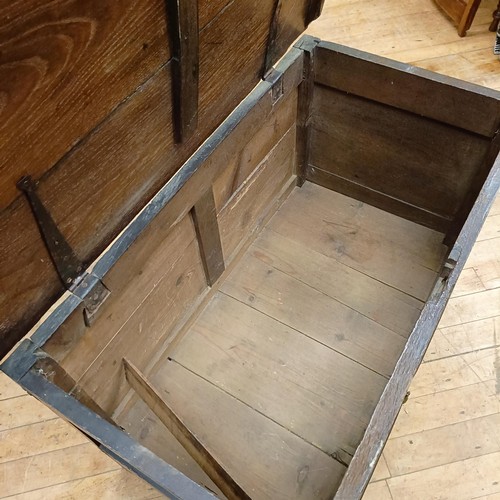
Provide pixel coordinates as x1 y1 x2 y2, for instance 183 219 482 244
490 0 500 31
306 0 326 24
166 0 199 141
1 0 310 357
314 41 500 137
192 188 225 286
310 84 491 222
33 351 112 423
263 0 310 74
445 129 500 246
334 153 500 500
123 358 251 500
307 165 451 233
294 36 318 186
0 0 169 211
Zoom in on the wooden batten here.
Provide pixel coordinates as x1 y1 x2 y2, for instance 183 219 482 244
123 359 250 500
166 0 199 141
192 188 225 286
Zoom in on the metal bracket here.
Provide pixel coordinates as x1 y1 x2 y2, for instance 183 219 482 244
17 175 109 326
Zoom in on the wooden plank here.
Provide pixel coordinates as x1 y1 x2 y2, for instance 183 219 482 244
44 215 198 377
461 346 500 383
426 316 500 361
33 353 112 423
0 395 55 432
150 359 345 499
440 287 500 328
466 238 500 290
0 372 25 401
76 236 208 414
252 228 423 336
117 397 224 497
294 36 317 185
123 359 250 500
387 451 500 500
333 159 500 499
391 379 499 439
314 41 500 137
173 292 387 459
6 469 163 500
167 0 199 141
212 90 298 213
192 188 225 286
371 454 391 482
310 85 491 221
406 355 480 398
307 165 450 233
362 481 393 500
221 253 405 378
264 1 310 74
0 418 87 465
0 442 118 498
218 125 296 260
0 0 169 210
267 182 442 301
384 413 500 476
445 134 500 246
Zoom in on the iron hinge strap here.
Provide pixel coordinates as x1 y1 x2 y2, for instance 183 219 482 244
17 175 110 326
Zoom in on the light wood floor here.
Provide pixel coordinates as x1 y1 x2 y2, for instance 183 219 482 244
117 182 444 499
306 1 500 499
1 0 499 498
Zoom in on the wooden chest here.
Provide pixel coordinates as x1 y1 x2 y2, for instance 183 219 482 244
1 1 500 499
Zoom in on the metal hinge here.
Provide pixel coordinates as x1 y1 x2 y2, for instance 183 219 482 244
17 176 110 326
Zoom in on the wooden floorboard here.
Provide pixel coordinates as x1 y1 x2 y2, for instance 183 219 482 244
1 0 499 497
143 183 440 497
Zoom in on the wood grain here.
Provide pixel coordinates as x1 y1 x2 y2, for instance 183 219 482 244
173 292 387 458
150 359 345 499
192 188 225 286
251 228 423 336
167 0 199 141
123 359 250 500
314 41 500 137
267 182 443 301
0 0 296 358
310 85 491 222
221 253 405 378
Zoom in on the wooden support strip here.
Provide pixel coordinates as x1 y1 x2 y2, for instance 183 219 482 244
294 36 319 186
33 352 113 424
166 0 199 142
192 187 225 286
263 0 283 75
123 359 250 500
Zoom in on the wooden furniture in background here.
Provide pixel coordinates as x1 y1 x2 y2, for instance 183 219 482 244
434 0 500 36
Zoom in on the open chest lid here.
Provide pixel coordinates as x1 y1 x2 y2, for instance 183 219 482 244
0 0 325 359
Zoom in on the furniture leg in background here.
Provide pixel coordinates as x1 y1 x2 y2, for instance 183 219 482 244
490 0 500 31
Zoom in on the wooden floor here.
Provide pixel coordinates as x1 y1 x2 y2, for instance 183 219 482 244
1 0 500 498
117 182 443 499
